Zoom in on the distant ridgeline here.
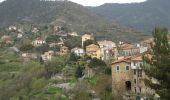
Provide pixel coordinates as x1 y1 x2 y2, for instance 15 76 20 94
89 0 170 32
0 0 149 42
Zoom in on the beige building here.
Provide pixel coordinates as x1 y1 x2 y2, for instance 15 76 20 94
86 44 101 59
1 35 14 44
41 50 54 62
118 42 140 56
60 46 69 55
111 55 156 99
81 33 94 47
68 32 79 37
98 40 118 62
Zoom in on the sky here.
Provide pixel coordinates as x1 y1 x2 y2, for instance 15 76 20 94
0 0 147 6
69 0 147 6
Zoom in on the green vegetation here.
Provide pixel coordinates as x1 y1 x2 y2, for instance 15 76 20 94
64 36 81 49
143 27 170 99
83 39 97 50
19 44 34 52
46 35 61 43
89 58 107 69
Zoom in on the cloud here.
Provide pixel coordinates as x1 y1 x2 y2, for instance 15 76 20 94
69 0 147 6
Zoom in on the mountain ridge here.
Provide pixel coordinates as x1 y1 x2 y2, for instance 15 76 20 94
0 0 149 42
88 0 170 32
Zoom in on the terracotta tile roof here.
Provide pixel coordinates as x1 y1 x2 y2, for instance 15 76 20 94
112 56 131 64
86 44 99 48
119 43 138 50
131 55 143 61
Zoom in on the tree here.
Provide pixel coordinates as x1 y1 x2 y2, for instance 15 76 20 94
88 58 107 69
75 66 84 79
69 52 80 62
143 27 170 99
64 36 81 49
19 44 33 52
46 35 60 43
83 40 97 50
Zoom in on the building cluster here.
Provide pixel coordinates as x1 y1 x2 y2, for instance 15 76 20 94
81 33 159 99
0 24 162 99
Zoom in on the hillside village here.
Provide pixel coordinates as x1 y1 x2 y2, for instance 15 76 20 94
0 24 166 100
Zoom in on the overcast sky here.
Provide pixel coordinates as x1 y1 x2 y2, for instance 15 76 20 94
69 0 147 6
0 0 147 6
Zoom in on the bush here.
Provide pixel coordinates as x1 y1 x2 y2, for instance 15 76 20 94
19 44 33 51
75 66 84 79
88 58 107 68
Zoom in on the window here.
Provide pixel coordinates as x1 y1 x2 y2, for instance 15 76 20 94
134 79 136 84
116 65 120 72
125 81 131 90
139 87 141 93
134 70 136 75
138 70 142 77
134 87 137 93
126 66 130 71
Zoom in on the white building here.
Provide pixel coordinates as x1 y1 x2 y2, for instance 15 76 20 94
71 47 85 57
17 33 23 38
41 50 54 62
22 53 37 59
68 32 79 37
32 38 46 46
32 27 39 33
8 26 17 31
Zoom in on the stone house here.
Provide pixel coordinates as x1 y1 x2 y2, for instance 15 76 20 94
41 50 54 62
8 26 17 31
140 38 154 50
21 53 37 61
48 41 64 48
81 33 94 47
60 46 69 55
86 44 101 59
98 40 118 62
111 55 157 99
1 35 14 44
118 43 140 56
68 32 79 37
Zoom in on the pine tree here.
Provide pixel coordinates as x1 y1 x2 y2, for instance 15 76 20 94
75 66 83 79
143 27 170 99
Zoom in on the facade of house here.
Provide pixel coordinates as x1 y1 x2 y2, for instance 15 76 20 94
68 32 79 37
22 53 37 61
111 55 156 99
118 43 140 56
49 41 64 48
140 38 154 50
98 40 118 62
8 26 17 31
32 38 46 46
41 50 54 62
71 47 85 57
60 46 69 55
81 34 94 47
32 27 39 33
17 33 23 38
1 35 14 44
86 44 101 59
